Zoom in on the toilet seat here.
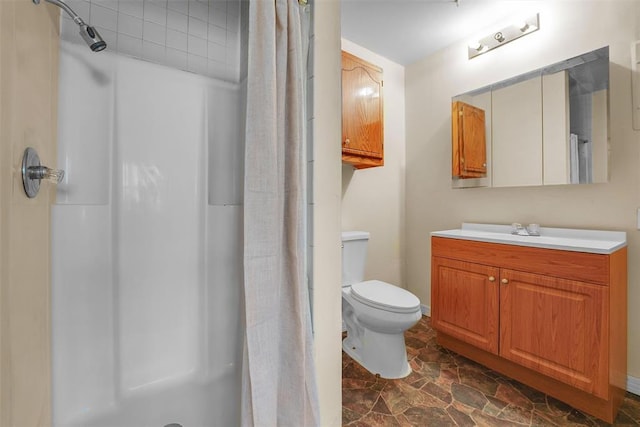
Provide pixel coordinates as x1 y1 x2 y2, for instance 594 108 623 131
351 280 420 314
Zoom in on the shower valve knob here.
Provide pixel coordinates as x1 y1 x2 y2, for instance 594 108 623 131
21 147 65 198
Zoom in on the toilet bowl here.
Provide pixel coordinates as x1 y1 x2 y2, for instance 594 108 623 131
341 232 422 379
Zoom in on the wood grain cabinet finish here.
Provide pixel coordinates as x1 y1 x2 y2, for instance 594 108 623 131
341 51 384 169
431 257 499 354
451 101 487 178
431 237 627 423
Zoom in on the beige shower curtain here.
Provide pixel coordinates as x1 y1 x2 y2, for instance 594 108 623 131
241 0 319 425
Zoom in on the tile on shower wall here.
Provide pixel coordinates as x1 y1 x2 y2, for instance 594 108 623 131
227 0 239 18
207 42 225 63
208 24 225 45
208 8 226 29
96 26 118 48
188 16 208 39
167 0 188 14
207 59 225 78
62 0 91 21
187 34 207 57
118 0 144 18
209 0 226 13
166 47 188 69
227 11 239 33
225 42 238 68
167 9 188 32
143 0 167 25
60 18 78 43
142 40 166 63
96 0 120 11
117 33 143 57
143 20 166 45
91 4 119 32
118 13 143 39
166 28 187 51
187 54 208 75
188 0 208 19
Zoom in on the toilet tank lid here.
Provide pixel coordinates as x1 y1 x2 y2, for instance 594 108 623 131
342 231 370 241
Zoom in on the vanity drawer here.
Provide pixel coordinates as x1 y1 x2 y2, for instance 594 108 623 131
431 236 609 285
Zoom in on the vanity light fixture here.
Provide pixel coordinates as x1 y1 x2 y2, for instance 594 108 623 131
468 13 539 59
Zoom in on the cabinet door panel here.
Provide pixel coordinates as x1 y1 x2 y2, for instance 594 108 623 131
341 52 383 160
431 257 499 354
500 269 608 398
452 101 486 178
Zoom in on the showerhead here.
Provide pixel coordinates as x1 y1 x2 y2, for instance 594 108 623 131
33 0 107 52
79 25 107 52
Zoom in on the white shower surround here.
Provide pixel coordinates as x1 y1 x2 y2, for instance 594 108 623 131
52 42 244 426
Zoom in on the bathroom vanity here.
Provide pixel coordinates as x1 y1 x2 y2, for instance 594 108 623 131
431 223 627 423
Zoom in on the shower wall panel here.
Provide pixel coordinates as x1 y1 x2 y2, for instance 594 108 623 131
53 42 242 426
114 57 206 391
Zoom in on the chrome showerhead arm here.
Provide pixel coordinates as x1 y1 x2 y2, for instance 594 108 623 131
33 0 86 26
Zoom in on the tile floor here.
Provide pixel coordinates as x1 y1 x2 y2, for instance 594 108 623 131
342 317 640 426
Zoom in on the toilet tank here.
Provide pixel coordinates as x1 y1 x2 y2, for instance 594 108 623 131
341 231 370 287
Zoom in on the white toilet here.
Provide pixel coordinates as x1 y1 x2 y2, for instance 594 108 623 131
341 231 422 379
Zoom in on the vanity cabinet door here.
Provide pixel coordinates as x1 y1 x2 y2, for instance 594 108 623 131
452 101 487 178
499 269 608 399
431 257 499 354
341 51 384 169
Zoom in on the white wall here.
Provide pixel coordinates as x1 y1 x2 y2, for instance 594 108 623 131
311 1 343 426
405 1 640 377
341 39 407 288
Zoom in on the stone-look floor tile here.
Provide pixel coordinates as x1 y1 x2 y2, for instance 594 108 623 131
496 403 533 425
421 381 452 405
470 409 530 426
342 317 640 426
343 388 381 415
451 382 488 411
380 380 447 415
459 366 500 396
622 393 640 422
494 382 534 410
483 395 509 417
447 405 476 426
372 396 393 415
402 406 457 426
343 406 362 425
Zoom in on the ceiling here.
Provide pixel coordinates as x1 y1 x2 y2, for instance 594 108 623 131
340 0 533 66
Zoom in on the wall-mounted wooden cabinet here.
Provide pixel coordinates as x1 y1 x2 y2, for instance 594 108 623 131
341 51 384 169
452 101 487 178
432 236 627 423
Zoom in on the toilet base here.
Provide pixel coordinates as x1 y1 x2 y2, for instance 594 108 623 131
342 329 412 379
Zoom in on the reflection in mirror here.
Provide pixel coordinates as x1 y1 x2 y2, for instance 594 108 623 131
451 46 609 189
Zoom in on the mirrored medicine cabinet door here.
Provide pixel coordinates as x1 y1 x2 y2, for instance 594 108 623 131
452 46 609 189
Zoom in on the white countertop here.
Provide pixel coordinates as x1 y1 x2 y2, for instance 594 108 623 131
431 223 626 254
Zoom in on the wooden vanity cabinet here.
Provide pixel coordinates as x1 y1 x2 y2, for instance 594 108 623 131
341 51 384 169
451 101 487 178
431 236 627 423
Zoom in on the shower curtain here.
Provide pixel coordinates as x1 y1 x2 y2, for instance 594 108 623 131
241 0 319 426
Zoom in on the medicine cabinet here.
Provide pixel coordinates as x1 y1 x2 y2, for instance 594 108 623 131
452 46 609 189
